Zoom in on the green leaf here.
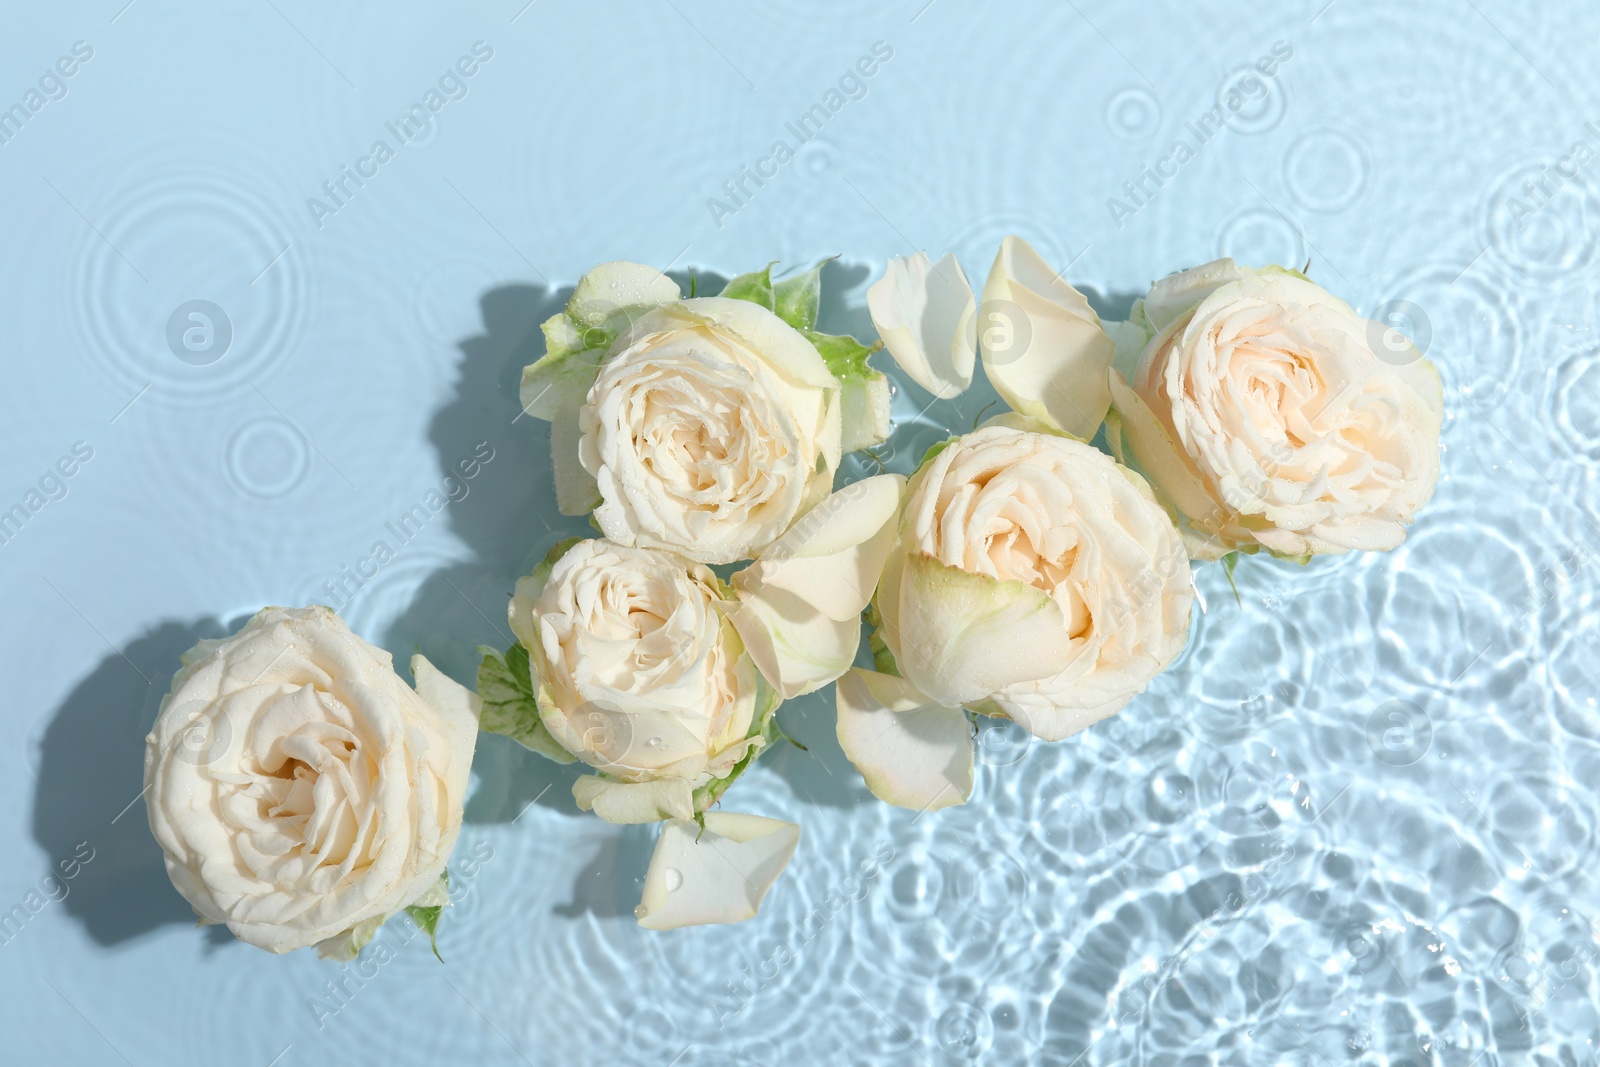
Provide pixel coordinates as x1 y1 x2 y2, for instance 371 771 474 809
1220 551 1242 605
476 643 576 763
773 258 833 333
719 264 777 310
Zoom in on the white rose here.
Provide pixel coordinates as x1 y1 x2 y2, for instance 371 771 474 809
508 538 771 825
522 261 892 565
495 514 904 929
1106 259 1444 559
144 606 478 956
838 427 1193 810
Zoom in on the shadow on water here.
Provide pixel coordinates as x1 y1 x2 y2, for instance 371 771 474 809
30 617 234 946
381 281 594 826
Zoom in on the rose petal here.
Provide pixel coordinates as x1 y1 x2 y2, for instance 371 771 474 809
635 813 801 930
866 251 976 399
1105 369 1222 530
729 475 906 698
572 776 695 824
894 551 1075 707
835 668 972 811
979 236 1114 440
1141 258 1243 331
566 261 681 331
673 297 839 392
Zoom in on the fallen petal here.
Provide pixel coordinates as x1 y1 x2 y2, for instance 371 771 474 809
635 813 801 930
867 251 976 399
835 668 973 811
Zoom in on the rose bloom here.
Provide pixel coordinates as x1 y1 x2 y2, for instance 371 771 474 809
873 426 1193 742
520 261 844 566
581 297 841 564
1108 260 1443 559
510 538 770 824
144 606 477 955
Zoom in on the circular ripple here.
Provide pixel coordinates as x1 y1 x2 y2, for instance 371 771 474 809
1284 129 1369 213
851 815 1039 989
1366 260 1524 403
1217 64 1289 135
1377 504 1541 694
1106 87 1162 140
306 544 471 647
1484 160 1600 280
224 417 311 499
1215 207 1307 268
973 716 1035 770
1549 625 1600 740
798 135 837 176
1550 346 1600 464
65 151 310 408
934 1002 994 1059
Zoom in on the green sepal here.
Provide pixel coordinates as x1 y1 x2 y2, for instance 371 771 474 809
964 697 1006 721
719 263 777 311
691 676 784 813
532 536 585 593
476 643 576 763
804 329 879 382
864 602 902 677
404 871 449 963
773 258 834 333
916 435 959 474
315 913 385 962
1220 551 1242 605
806 329 891 453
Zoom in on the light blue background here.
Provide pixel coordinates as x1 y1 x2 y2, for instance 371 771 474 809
3 2 1599 1064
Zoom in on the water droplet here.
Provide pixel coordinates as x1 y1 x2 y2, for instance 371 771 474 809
664 867 682 892
634 903 648 919
647 736 661 747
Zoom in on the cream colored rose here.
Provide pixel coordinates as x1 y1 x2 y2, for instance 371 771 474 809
144 606 477 955
838 427 1193 810
509 538 770 825
521 262 852 565
1107 260 1443 559
581 297 841 564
